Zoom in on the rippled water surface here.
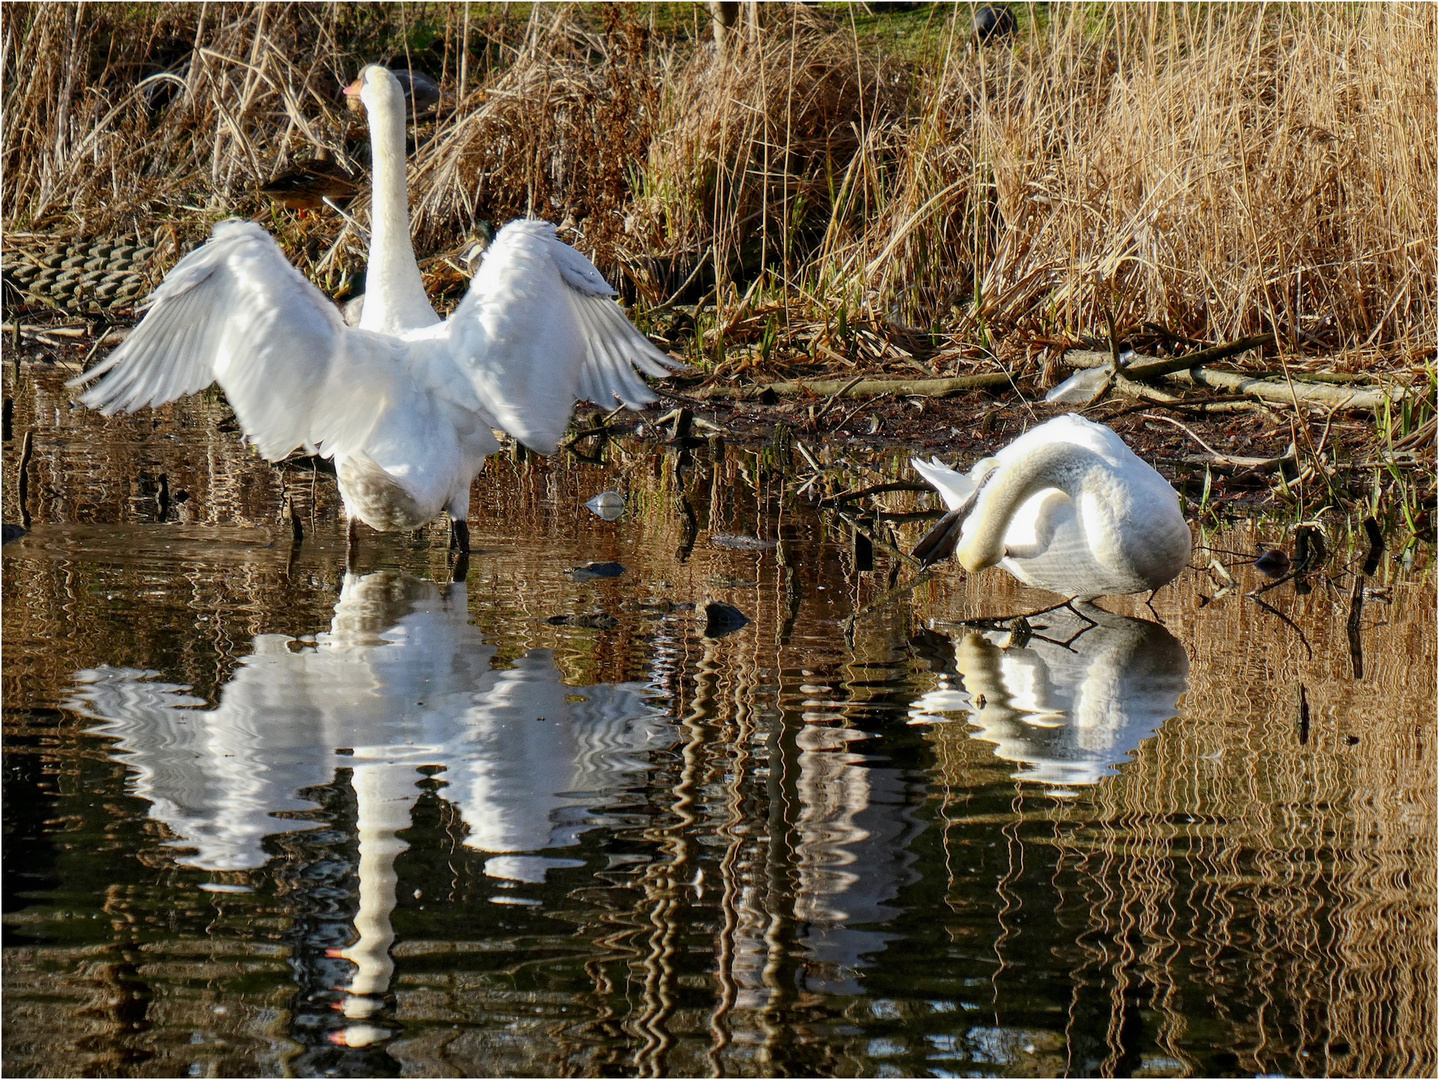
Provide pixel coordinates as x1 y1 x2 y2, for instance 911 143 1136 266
3 367 1435 1077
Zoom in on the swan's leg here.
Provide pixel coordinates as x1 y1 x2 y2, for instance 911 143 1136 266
1046 601 1098 648
448 519 471 581
346 517 359 572
281 490 304 574
1024 598 1080 621
449 518 471 555
937 599 1098 650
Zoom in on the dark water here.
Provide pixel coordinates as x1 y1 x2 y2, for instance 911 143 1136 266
3 367 1435 1077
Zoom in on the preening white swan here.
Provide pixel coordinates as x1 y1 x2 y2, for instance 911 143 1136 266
911 413 1191 599
70 65 677 553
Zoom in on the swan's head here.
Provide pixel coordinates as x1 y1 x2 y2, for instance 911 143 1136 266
955 533 1001 573
344 65 405 119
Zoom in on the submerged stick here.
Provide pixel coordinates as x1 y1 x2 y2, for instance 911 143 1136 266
1346 576 1365 679
17 429 34 528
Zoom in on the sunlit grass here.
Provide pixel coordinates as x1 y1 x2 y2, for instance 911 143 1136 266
5 1 1431 364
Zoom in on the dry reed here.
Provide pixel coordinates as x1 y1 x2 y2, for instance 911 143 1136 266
2 3 1433 361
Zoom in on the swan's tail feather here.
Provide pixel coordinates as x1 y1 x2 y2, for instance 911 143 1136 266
911 455 979 510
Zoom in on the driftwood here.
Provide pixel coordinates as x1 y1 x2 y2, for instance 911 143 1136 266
1062 334 1278 379
683 371 1012 401
669 333 1409 412
1181 368 1405 411
1061 336 1408 411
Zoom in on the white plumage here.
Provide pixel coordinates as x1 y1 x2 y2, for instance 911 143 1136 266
911 414 1192 600
70 65 675 546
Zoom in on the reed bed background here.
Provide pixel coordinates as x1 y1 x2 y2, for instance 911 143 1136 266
2 2 1435 366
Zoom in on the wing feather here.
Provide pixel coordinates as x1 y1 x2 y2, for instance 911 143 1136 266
572 300 654 408
70 220 348 460
442 220 679 451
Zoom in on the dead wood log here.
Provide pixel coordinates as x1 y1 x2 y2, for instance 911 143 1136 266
686 372 1013 401
1061 334 1407 411
1180 368 1406 411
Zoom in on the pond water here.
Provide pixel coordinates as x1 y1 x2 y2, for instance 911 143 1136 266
3 367 1435 1078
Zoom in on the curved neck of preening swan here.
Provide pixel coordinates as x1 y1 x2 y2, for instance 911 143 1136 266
360 79 438 334
957 442 1106 572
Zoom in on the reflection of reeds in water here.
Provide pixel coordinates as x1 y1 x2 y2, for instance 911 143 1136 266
2 368 345 532
918 542 1436 1075
481 444 922 1074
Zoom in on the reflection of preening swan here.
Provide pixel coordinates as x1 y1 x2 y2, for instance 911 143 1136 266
70 65 675 550
912 414 1191 599
910 606 1189 787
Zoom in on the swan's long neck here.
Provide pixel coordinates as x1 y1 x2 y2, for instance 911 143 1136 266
955 443 1101 572
360 81 438 334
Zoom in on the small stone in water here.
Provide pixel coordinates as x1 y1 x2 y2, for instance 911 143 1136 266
702 601 749 638
549 611 619 629
1254 548 1291 578
566 561 626 580
710 534 777 550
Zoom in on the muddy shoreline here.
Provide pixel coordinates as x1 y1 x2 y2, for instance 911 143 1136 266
4 321 1432 563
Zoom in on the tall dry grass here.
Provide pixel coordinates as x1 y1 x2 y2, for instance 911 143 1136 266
2 2 1433 359
840 3 1438 349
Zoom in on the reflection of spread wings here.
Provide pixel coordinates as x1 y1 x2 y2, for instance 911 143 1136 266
65 573 672 871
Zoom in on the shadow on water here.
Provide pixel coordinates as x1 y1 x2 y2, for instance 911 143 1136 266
2 366 1435 1077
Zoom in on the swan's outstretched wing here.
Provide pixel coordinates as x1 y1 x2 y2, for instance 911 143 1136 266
441 220 677 454
68 220 349 461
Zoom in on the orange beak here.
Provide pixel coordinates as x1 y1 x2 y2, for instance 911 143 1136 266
343 74 364 112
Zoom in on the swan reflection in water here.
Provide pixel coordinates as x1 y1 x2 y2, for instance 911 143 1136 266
65 571 673 1045
909 605 1189 789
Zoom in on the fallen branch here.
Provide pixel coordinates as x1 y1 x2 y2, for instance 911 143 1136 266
833 506 923 569
1062 334 1278 380
1 322 88 338
1061 334 1408 410
816 479 931 507
1158 449 1297 472
1182 368 1406 411
685 371 1013 401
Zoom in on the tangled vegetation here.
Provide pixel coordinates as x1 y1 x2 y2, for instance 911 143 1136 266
4 3 1433 365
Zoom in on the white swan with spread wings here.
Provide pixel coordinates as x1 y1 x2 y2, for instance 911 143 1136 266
71 65 676 554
